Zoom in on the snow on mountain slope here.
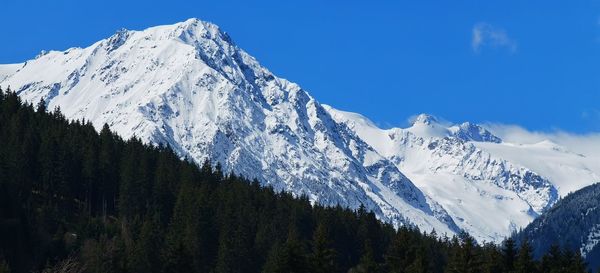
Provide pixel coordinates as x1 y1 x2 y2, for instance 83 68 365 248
325 106 563 242
1 18 593 243
0 19 458 236
473 140 600 196
0 63 21 82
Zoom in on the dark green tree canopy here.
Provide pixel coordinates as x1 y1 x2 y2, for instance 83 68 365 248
0 87 592 273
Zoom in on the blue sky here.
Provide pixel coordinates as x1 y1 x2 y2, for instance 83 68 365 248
1 0 599 132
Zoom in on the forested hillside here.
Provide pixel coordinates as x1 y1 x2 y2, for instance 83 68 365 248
0 87 591 273
516 182 600 271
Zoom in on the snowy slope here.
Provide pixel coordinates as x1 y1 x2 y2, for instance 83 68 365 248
473 141 600 196
1 18 595 243
324 107 588 242
0 18 458 237
0 63 20 82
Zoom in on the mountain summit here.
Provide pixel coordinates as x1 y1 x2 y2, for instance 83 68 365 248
411 114 439 126
1 19 598 242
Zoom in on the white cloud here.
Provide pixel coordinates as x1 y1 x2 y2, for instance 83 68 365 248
482 123 600 157
472 22 517 53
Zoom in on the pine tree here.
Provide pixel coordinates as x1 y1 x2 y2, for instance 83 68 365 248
98 123 119 219
282 226 309 273
352 239 380 273
309 222 337 273
480 243 503 273
385 228 412 273
405 246 429 273
514 240 536 273
262 227 308 273
568 251 587 273
540 244 561 273
445 232 480 273
151 147 177 227
35 98 47 114
502 238 517 272
128 214 162 273
262 242 285 273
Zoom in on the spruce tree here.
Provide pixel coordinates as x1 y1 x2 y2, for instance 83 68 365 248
568 251 587 273
405 246 429 273
353 239 380 273
262 227 308 273
309 222 337 273
502 238 517 272
386 229 411 273
514 240 536 273
480 243 503 273
445 232 480 273
539 244 561 273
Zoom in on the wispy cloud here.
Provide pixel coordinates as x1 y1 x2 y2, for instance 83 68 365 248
472 22 517 53
482 123 600 157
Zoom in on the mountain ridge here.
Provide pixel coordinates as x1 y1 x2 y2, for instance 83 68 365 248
515 182 600 270
1 18 597 243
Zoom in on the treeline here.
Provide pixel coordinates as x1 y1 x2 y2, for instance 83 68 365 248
515 182 600 271
0 86 592 273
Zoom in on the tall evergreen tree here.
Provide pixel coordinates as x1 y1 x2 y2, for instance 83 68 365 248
514 240 536 273
352 239 381 273
502 238 517 272
386 229 411 273
405 246 429 273
568 251 588 273
445 233 480 273
309 222 337 273
262 227 308 273
539 244 562 273
480 243 503 273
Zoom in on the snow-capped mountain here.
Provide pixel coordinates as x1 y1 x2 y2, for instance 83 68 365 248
0 18 597 243
324 108 562 241
0 18 458 236
323 106 599 242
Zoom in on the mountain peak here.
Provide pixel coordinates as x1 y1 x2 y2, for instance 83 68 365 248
102 18 233 50
411 114 439 126
104 28 131 52
452 122 502 143
177 17 219 32
171 18 231 44
183 17 202 25
2 19 588 245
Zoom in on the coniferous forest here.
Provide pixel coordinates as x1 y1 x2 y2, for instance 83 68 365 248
0 87 592 273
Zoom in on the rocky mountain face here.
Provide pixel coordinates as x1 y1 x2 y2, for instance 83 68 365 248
0 18 596 243
324 108 559 242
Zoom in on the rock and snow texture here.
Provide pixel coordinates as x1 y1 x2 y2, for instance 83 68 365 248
0 18 457 237
325 108 564 242
0 18 597 243
581 224 600 258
